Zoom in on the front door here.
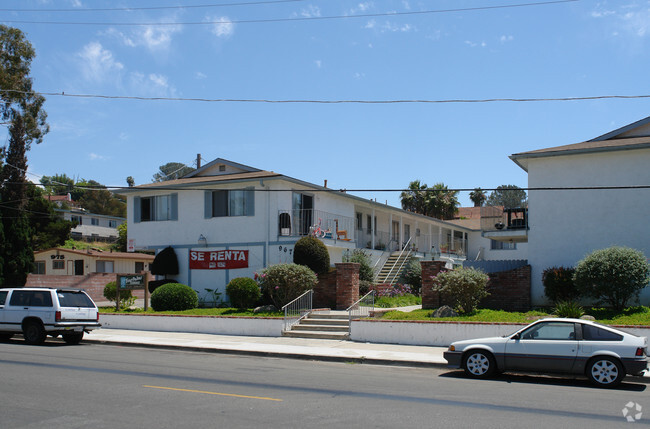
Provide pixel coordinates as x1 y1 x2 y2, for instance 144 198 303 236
74 260 84 276
504 321 578 373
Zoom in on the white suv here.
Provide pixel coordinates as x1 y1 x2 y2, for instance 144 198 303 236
0 288 101 345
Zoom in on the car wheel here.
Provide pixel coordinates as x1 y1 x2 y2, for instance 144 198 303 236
23 321 46 345
62 332 84 345
587 357 624 387
0 333 13 342
463 350 496 378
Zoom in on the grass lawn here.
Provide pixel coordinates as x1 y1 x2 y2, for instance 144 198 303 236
99 307 284 317
379 306 650 326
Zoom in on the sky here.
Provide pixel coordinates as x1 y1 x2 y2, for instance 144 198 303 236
2 0 650 208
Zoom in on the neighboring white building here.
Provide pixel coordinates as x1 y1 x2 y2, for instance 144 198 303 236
58 208 124 242
509 116 650 306
122 158 475 297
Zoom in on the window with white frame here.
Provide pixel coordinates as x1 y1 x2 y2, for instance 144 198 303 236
135 194 177 222
33 261 46 274
52 260 65 270
96 260 114 273
206 189 255 218
71 215 82 225
108 220 117 228
491 240 516 250
91 218 99 226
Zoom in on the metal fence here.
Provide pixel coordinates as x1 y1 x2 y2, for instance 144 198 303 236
347 290 376 326
282 289 313 332
278 209 354 239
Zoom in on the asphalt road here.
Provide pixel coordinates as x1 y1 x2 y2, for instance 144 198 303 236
0 339 647 428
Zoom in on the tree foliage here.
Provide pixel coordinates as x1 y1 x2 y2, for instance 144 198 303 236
153 162 195 182
574 246 649 310
256 263 317 309
293 236 330 275
26 186 74 250
486 185 527 209
469 188 487 207
542 266 578 304
432 267 490 314
400 180 459 220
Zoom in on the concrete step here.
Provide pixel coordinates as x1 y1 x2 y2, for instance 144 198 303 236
291 324 349 332
282 330 350 340
306 314 349 320
301 318 349 326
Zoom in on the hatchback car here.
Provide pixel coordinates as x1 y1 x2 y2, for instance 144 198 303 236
443 318 648 387
0 288 101 345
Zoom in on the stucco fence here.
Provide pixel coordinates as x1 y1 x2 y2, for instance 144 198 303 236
98 314 650 346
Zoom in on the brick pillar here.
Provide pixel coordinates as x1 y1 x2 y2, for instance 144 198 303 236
421 260 446 310
335 262 360 310
313 268 337 309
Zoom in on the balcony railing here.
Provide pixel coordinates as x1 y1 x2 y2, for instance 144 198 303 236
278 209 355 239
480 206 528 232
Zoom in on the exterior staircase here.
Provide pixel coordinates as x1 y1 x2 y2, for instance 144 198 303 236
375 251 411 285
282 311 350 340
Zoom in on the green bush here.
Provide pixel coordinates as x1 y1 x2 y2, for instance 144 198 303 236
344 249 374 282
226 277 261 309
432 267 489 314
293 236 330 275
103 281 136 308
553 300 584 318
399 258 422 295
256 263 317 308
574 246 650 310
150 283 198 311
542 266 578 303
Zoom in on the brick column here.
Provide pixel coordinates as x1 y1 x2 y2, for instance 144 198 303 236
313 268 337 309
335 262 360 310
421 260 446 310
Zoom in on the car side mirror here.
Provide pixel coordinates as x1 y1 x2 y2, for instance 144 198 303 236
511 333 520 340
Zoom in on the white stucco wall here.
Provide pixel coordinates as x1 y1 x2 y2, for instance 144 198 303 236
526 148 650 306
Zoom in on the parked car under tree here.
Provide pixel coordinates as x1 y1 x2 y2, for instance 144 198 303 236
444 318 648 387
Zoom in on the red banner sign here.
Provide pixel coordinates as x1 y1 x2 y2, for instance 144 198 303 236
189 250 249 270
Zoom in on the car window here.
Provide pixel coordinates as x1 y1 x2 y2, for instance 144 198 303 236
520 322 576 340
57 291 95 308
582 325 623 341
30 291 53 307
9 291 31 306
0 291 7 306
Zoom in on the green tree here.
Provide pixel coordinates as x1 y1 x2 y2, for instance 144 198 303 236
126 176 135 187
574 246 649 310
40 173 74 196
425 183 459 220
400 180 429 214
114 222 127 252
469 188 487 207
153 162 195 182
25 186 74 250
78 182 126 217
486 185 527 209
432 267 490 314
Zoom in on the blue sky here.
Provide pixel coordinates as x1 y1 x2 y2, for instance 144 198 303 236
3 0 650 207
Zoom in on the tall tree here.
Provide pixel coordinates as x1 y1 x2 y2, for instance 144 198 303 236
425 183 459 220
152 162 195 182
0 25 49 286
40 173 74 196
126 176 135 187
469 188 487 207
486 184 528 209
400 180 429 214
77 179 126 217
26 186 74 250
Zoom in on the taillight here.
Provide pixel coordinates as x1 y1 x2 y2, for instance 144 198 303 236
55 311 61 322
636 348 645 357
96 312 100 322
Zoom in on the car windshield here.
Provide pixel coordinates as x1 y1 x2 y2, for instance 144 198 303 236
57 291 95 308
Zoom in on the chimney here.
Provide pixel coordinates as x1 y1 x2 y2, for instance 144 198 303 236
197 154 202 169
324 179 328 188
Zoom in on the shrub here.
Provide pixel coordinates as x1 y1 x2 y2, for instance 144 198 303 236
293 236 330 275
226 277 261 309
344 249 375 296
432 267 489 314
150 283 198 311
399 258 422 295
256 263 317 308
103 281 136 308
574 246 650 310
553 300 584 318
542 266 578 303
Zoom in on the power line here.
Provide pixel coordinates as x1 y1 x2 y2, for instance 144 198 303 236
0 0 303 13
2 89 649 105
1 0 579 26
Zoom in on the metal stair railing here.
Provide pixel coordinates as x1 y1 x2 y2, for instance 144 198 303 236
347 290 376 329
372 239 398 282
282 289 313 332
381 237 412 285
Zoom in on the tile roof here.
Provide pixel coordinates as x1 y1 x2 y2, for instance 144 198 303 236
35 248 154 260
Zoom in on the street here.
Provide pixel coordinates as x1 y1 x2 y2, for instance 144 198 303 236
0 340 646 428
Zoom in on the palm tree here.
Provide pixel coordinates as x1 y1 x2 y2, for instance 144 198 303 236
400 180 429 214
469 188 487 207
425 183 459 220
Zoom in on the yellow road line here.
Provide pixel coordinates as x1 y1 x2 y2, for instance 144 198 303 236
143 385 283 402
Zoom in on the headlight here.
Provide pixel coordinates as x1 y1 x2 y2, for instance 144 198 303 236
449 345 455 351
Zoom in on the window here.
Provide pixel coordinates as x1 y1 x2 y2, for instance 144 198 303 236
53 260 65 270
96 261 114 273
520 322 576 340
135 194 178 222
367 215 372 234
9 291 53 307
108 220 117 228
33 261 46 274
206 189 254 218
0 291 7 306
91 218 99 226
57 291 95 308
135 262 145 273
582 324 623 341
71 215 82 225
356 212 363 230
491 240 516 250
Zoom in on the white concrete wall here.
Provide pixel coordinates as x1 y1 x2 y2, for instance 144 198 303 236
526 148 650 306
467 231 528 262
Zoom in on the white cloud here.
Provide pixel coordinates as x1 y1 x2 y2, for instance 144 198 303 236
349 2 374 15
353 72 365 79
105 24 181 52
195 71 207 79
500 35 514 43
381 22 413 32
465 40 487 48
299 5 321 18
128 72 176 96
365 20 376 29
76 42 124 83
206 16 234 38
89 153 108 161
314 60 322 68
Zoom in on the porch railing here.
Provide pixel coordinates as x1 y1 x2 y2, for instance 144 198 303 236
282 289 313 332
381 236 412 285
278 209 354 239
347 290 376 327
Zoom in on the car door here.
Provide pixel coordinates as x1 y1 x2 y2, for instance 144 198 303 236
504 321 579 373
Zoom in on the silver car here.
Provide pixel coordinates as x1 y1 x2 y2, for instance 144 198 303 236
443 318 648 387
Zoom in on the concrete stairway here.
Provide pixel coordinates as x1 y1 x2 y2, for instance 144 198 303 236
282 311 350 340
375 252 411 285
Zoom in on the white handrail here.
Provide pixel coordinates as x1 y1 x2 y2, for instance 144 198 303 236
382 236 412 285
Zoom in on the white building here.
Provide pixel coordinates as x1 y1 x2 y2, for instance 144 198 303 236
122 158 480 297
509 116 650 306
58 208 124 242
